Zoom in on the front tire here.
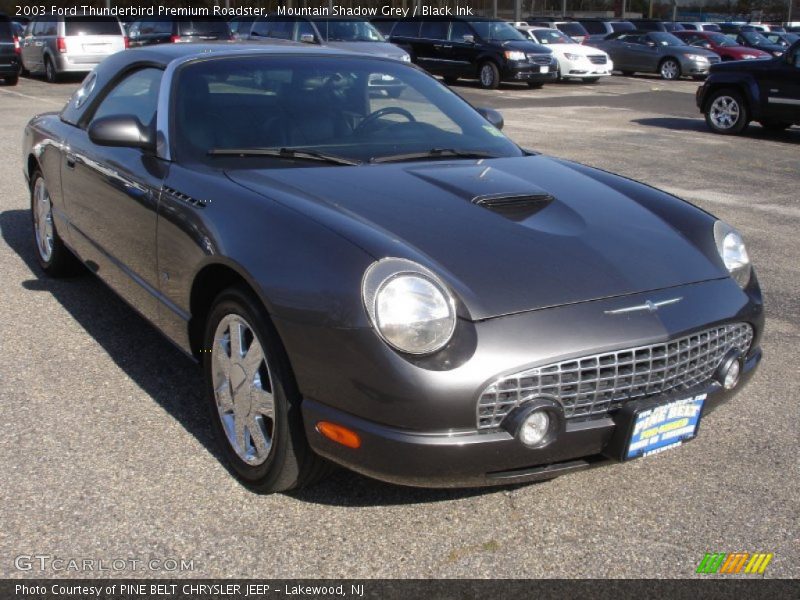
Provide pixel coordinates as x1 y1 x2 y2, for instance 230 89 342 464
30 170 78 276
659 58 681 80
478 61 500 89
527 81 544 89
705 89 749 135
443 75 459 85
203 286 331 493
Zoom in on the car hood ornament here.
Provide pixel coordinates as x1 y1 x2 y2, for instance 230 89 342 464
604 297 683 315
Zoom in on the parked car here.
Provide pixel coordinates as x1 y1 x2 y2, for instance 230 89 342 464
680 22 722 32
718 23 757 35
589 31 720 79
733 30 787 57
674 31 771 61
516 26 612 82
0 13 21 85
247 16 411 97
385 17 557 89
20 15 126 82
23 43 763 492
628 20 685 33
577 19 636 43
229 16 258 40
697 40 800 133
525 19 590 44
763 32 800 48
127 17 230 47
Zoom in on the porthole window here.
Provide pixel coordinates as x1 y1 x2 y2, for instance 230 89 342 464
73 72 98 109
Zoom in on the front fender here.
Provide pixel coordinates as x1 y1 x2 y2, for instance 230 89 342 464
701 73 762 119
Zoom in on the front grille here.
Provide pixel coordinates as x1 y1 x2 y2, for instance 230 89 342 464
587 54 607 65
477 323 753 429
527 53 553 66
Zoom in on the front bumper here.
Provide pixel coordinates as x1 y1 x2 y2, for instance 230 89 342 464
502 60 558 82
681 57 713 76
558 57 614 78
54 52 112 74
303 349 760 487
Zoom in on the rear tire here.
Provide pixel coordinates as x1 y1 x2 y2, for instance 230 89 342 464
704 88 749 135
44 57 59 83
478 61 500 89
621 70 635 76
5 75 19 86
527 81 544 89
443 75 459 85
203 286 332 493
30 169 79 276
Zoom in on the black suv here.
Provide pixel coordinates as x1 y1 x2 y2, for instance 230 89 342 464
0 13 20 85
381 16 557 89
127 17 230 47
628 20 686 32
697 40 800 134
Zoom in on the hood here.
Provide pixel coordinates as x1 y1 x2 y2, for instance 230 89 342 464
671 45 718 57
547 43 605 55
322 41 407 59
710 55 778 72
226 156 724 320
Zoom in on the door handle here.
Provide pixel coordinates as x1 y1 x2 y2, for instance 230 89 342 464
65 153 77 169
443 44 452 49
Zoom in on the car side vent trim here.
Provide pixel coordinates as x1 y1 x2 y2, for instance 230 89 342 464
163 186 209 208
472 193 554 221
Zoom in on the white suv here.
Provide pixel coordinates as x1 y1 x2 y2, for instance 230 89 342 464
516 26 613 83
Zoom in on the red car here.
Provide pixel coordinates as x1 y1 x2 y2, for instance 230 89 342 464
675 31 771 61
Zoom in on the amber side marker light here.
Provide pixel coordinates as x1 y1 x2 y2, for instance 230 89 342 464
316 422 361 449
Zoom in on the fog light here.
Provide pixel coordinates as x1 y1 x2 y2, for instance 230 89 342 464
716 350 742 391
723 359 741 390
501 397 564 449
520 411 550 446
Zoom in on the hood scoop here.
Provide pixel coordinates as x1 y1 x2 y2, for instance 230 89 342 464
472 192 554 221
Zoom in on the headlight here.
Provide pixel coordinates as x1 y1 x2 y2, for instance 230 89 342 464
713 221 751 288
772 50 784 57
563 53 583 61
400 54 411 62
687 54 710 62
742 54 757 59
504 50 527 61
362 258 456 354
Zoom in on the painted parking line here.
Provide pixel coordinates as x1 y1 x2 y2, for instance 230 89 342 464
0 87 64 106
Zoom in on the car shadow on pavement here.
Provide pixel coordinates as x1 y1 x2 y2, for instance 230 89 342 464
633 117 800 143
2 208 520 506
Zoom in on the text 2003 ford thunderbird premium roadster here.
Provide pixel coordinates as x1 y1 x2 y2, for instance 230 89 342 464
24 44 763 492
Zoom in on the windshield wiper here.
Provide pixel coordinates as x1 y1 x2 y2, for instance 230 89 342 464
208 147 361 166
370 148 498 164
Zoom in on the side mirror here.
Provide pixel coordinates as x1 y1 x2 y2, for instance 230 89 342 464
299 33 316 44
477 107 504 130
88 115 155 151
462 34 475 44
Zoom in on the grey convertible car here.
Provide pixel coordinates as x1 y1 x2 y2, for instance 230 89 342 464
589 30 720 79
23 44 763 492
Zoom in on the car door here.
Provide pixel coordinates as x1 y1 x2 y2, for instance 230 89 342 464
61 67 168 324
417 21 450 74
610 34 638 70
627 34 660 71
757 44 800 122
445 20 480 77
22 18 46 72
20 19 38 71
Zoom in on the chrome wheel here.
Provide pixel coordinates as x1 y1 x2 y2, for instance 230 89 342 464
480 64 495 87
33 177 54 262
709 95 740 130
211 314 275 466
660 60 680 80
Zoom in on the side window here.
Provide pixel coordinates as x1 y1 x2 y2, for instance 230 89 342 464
420 21 448 40
581 21 605 35
392 21 420 38
449 21 471 42
41 20 57 36
90 68 163 128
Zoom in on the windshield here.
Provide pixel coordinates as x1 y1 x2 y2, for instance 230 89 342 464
468 21 526 41
311 19 384 42
741 31 770 45
532 29 573 44
173 56 523 166
650 32 684 46
707 33 736 46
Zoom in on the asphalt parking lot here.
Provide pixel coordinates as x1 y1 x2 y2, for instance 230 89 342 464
0 73 798 579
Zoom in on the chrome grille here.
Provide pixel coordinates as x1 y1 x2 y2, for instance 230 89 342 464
477 323 753 429
527 53 553 66
587 54 607 65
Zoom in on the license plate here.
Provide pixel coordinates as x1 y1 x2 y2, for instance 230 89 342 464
626 394 706 460
539 66 549 73
83 44 110 53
